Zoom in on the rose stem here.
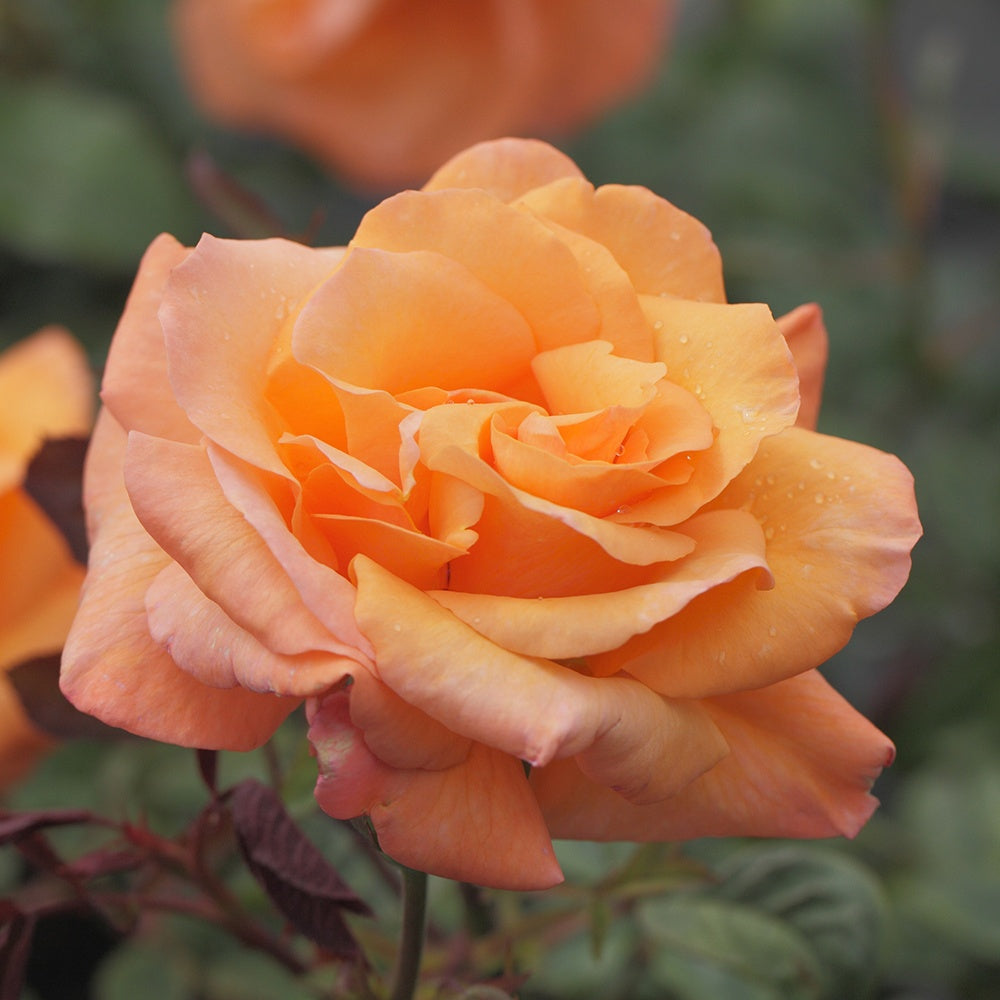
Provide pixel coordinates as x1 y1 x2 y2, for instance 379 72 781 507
388 867 428 1000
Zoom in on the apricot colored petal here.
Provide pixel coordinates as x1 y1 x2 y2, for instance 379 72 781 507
0 490 84 670
606 427 921 698
532 340 664 414
529 220 657 361
60 412 294 748
100 234 198 443
433 509 769 660
293 246 535 395
622 297 799 525
0 327 93 490
532 670 894 841
428 472 484 551
424 436 694 572
491 424 664 517
352 187 601 353
518 177 726 303
123 432 366 661
315 513 463 591
346 670 471 771
777 303 829 431
423 136 583 202
161 234 345 478
352 555 726 801
143 562 355 696
205 444 372 658
309 691 562 889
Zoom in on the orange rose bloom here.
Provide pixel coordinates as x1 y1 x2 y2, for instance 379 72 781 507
172 0 674 188
62 139 920 889
1 328 93 789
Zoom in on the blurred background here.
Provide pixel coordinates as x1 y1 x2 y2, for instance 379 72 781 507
1 1 998 997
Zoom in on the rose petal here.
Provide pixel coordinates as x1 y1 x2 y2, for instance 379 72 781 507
293 246 536 395
600 427 921 697
309 690 562 890
777 303 829 431
423 136 584 202
161 234 345 477
531 670 894 841
0 327 94 490
432 509 770 660
100 234 198 443
352 187 602 354
352 555 727 801
518 177 726 303
123 432 367 661
60 412 294 748
144 562 357 696
618 297 800 525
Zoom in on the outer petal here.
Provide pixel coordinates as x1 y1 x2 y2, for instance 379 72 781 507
599 427 921 697
100 233 198 443
432 509 770 659
160 234 345 478
123 432 367 660
309 690 563 890
531 670 895 841
60 411 294 749
351 556 728 801
0 327 94 491
777 303 828 431
423 136 584 202
518 177 726 303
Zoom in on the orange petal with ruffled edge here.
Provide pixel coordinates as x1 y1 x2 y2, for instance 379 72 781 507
616 297 800 526
352 187 601 355
160 234 345 478
351 556 728 802
432 509 769 660
60 412 294 748
518 176 726 303
144 562 358 696
423 137 583 202
293 246 536 396
777 303 829 431
0 327 94 491
100 234 198 444
123 432 369 660
597 426 921 697
309 690 562 890
531 670 894 841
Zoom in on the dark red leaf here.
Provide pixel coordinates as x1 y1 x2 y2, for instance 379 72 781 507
7 655 122 741
0 908 35 1000
196 749 218 796
228 779 371 959
23 437 90 565
0 809 93 845
61 848 145 881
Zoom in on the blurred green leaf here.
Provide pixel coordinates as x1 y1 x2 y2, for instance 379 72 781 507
93 941 191 1000
638 894 824 1000
0 78 201 272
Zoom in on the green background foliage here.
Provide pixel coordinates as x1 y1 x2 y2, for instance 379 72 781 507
2 0 999 996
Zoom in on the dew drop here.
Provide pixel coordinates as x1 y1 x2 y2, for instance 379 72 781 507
678 334 689 345
814 493 825 504
764 526 775 540
765 475 776 486
392 623 402 632
653 320 663 330
768 626 778 637
615 504 631 515
808 457 823 470
797 481 806 491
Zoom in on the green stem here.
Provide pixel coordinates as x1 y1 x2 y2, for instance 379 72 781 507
389 867 428 1000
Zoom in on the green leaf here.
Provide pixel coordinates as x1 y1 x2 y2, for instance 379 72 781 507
711 844 887 998
0 78 201 272
93 942 191 1000
638 894 825 1000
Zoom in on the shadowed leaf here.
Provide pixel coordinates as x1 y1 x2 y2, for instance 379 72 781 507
228 779 371 960
0 908 35 1000
23 436 90 565
8 655 122 740
0 808 93 845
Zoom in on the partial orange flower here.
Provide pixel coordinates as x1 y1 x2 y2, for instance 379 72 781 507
0 328 93 789
172 0 674 189
61 139 920 888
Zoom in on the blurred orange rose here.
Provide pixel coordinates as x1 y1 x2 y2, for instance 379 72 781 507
62 139 920 888
1 328 93 789
172 0 674 189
